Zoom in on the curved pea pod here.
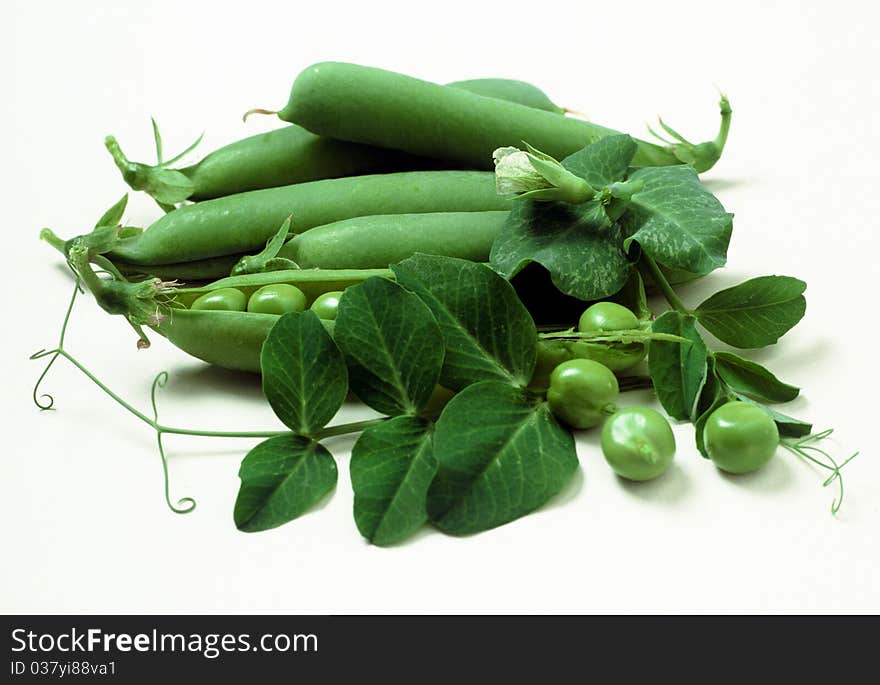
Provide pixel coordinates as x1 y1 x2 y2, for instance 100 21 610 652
156 309 277 372
276 211 508 269
104 171 507 266
154 268 389 371
277 62 730 173
108 78 564 206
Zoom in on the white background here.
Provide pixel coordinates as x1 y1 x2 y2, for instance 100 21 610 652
2 0 877 613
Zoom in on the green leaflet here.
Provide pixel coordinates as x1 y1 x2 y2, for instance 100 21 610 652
561 134 638 189
714 351 799 403
648 311 708 421
335 276 443 416
392 255 536 390
428 381 578 535
261 311 348 436
621 165 732 276
695 276 806 348
351 416 437 546
490 200 631 301
234 434 338 533
693 357 727 458
489 136 637 301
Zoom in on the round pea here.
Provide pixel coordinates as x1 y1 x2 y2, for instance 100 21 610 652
309 291 344 320
547 359 619 430
246 284 307 315
704 402 779 474
578 302 645 372
191 287 247 312
578 301 640 333
601 407 675 481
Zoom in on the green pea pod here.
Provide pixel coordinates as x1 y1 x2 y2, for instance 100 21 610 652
273 62 731 173
108 78 565 207
275 211 508 270
66 171 508 267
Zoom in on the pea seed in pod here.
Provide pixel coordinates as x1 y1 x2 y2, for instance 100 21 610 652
703 402 779 474
190 287 246 312
578 301 640 332
247 284 307 315
277 211 508 269
601 407 675 481
310 291 343 320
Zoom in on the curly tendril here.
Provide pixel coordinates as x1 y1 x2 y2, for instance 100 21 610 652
781 429 859 514
151 372 196 514
30 279 81 410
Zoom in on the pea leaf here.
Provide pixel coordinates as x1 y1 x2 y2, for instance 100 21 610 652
234 435 337 533
621 165 733 275
694 276 807 348
428 381 578 535
732 393 813 438
261 311 348 435
335 276 443 416
350 416 437 546
714 352 799 403
693 359 728 458
648 311 708 421
490 199 632 301
561 134 637 188
392 255 536 391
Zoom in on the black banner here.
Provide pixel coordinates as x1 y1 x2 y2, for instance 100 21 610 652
2 615 875 681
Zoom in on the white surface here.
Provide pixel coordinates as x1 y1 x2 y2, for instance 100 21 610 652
2 0 878 614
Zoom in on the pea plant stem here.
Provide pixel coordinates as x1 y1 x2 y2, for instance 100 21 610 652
639 255 690 314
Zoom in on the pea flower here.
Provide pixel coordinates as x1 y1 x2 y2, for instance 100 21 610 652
492 144 595 203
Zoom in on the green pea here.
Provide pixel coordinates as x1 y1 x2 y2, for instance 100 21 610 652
577 302 646 372
190 287 246 312
704 402 779 474
309 291 344 320
547 359 619 430
601 407 675 481
578 301 640 333
247 284 307 315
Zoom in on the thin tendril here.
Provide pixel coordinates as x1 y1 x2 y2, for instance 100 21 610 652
781 429 859 514
151 372 196 514
30 280 80 410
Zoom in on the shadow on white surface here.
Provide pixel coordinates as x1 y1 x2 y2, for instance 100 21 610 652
617 463 691 504
701 177 749 193
716 454 794 494
167 363 263 401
